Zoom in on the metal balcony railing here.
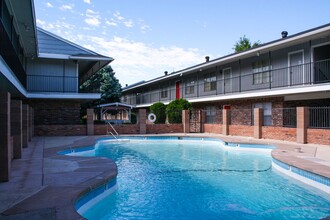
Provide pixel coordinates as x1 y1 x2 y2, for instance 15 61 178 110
122 59 330 106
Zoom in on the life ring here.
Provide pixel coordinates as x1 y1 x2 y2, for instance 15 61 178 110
148 113 157 123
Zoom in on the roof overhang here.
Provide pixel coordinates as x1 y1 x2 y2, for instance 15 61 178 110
97 102 135 109
26 92 101 100
7 0 37 58
123 23 330 92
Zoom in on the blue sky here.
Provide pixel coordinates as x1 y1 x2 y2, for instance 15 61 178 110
34 0 330 86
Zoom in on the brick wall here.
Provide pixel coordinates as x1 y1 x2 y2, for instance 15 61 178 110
229 125 254 137
94 124 140 135
204 124 222 134
34 125 86 136
147 124 183 134
262 127 296 142
307 129 330 145
28 100 81 125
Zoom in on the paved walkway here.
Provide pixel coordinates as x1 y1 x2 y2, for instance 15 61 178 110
0 134 329 219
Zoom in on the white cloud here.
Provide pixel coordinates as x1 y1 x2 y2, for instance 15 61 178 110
85 36 204 85
106 19 117 26
85 17 100 26
113 11 124 21
83 0 91 4
123 20 133 28
85 9 101 27
60 4 73 11
46 2 53 8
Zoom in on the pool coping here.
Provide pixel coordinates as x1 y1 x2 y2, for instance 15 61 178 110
0 134 329 219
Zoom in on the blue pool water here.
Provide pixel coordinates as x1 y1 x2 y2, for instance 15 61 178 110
71 138 330 220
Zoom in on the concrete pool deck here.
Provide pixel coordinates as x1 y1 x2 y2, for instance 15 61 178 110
0 134 329 220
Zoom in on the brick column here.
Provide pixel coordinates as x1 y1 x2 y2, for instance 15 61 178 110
87 108 94 136
254 108 263 139
297 107 309 144
222 109 230 135
200 110 205 133
11 100 22 159
0 92 11 182
139 109 146 134
28 106 33 141
182 110 190 133
22 104 29 148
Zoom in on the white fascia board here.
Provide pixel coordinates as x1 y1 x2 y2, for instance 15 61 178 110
0 56 27 96
134 84 330 108
26 92 101 99
38 53 70 59
188 84 330 103
124 25 330 91
69 56 114 61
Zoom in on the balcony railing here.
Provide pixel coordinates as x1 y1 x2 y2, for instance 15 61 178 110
122 59 330 106
27 75 78 93
0 19 26 87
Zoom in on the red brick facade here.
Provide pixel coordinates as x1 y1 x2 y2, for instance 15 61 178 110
230 125 254 137
28 100 81 125
262 127 296 142
307 129 330 145
34 125 87 136
147 124 183 134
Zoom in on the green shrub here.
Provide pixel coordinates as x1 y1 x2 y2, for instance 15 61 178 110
150 102 166 124
166 99 192 123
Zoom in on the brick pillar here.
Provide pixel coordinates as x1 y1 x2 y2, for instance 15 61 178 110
200 110 205 133
223 109 230 135
11 100 22 159
139 109 146 134
28 106 33 141
182 110 190 133
0 92 11 182
254 108 263 139
297 107 309 144
22 104 29 148
87 108 94 136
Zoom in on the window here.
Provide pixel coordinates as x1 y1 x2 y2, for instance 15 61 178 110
205 106 216 124
185 78 195 95
253 102 272 126
252 60 271 84
204 72 216 92
160 87 168 98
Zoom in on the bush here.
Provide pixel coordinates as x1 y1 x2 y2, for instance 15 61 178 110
166 99 192 123
150 102 166 124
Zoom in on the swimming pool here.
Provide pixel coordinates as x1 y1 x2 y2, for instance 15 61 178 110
68 137 330 220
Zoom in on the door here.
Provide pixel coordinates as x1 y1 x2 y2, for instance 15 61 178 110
223 68 232 93
175 81 180 99
288 50 304 85
313 44 330 83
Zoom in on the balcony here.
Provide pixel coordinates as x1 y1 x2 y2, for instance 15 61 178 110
0 19 27 87
123 59 330 106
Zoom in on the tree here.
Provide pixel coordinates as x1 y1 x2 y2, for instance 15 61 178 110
166 99 192 123
233 35 260 53
150 102 166 124
80 65 122 122
80 65 122 104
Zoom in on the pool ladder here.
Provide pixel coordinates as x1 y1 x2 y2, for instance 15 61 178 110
106 121 119 140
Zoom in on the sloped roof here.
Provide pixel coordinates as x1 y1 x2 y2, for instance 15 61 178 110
36 27 114 85
37 28 100 56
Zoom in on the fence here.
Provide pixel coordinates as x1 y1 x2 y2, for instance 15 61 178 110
309 107 330 129
197 107 330 129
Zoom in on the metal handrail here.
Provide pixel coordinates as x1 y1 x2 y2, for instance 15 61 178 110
105 121 119 139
